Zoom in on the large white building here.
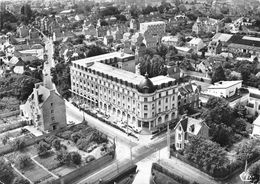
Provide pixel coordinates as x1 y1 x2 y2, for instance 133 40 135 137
204 80 242 98
70 52 178 133
140 21 166 37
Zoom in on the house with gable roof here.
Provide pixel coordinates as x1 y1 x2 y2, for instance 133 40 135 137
174 116 209 150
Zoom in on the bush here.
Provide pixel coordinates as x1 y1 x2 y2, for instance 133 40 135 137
52 139 61 151
10 138 26 151
58 130 73 139
0 158 14 184
37 141 51 157
16 155 32 170
71 132 81 143
76 138 91 152
44 135 57 144
70 152 82 165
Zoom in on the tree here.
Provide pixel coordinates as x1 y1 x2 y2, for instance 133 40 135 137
100 6 120 17
249 161 260 184
16 155 32 170
56 151 71 165
21 4 33 24
0 159 14 184
156 44 168 59
70 152 82 165
176 33 186 47
11 138 25 151
13 177 30 184
2 134 9 145
52 139 61 151
184 136 228 173
236 139 260 162
211 65 226 83
37 141 51 156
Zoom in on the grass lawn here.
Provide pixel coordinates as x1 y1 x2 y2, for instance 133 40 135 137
153 170 179 184
52 165 77 177
21 161 54 183
34 151 61 170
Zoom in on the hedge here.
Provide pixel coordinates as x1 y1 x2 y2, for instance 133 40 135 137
152 163 191 184
170 149 260 180
0 121 28 134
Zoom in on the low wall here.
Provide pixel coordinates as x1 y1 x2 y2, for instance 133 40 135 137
0 110 20 118
51 155 114 184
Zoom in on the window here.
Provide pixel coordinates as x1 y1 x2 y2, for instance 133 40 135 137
144 97 147 102
152 104 155 109
144 105 148 110
51 117 55 121
178 133 181 140
158 108 161 113
165 98 168 103
159 93 161 98
50 103 53 107
144 113 148 118
51 110 54 113
158 100 161 105
179 126 181 131
165 106 168 111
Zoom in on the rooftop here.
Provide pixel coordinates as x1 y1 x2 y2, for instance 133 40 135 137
140 21 165 26
212 33 233 43
228 35 260 48
73 52 134 66
208 80 242 89
188 38 203 45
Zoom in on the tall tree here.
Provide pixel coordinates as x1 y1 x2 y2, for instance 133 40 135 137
211 65 226 83
0 159 14 184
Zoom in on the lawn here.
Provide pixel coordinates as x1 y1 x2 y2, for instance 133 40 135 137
153 170 179 184
21 161 54 183
34 151 61 170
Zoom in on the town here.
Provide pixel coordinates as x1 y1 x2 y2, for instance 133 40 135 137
1 0 260 184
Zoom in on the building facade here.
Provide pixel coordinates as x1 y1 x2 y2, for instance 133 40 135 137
205 80 242 98
140 21 166 37
174 116 209 150
20 83 67 132
70 52 178 134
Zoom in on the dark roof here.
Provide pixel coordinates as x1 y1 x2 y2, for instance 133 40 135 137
228 35 260 48
138 74 155 94
180 118 188 132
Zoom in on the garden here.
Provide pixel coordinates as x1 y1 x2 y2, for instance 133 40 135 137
170 97 259 179
1 123 114 183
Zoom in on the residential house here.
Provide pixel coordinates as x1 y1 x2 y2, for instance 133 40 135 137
252 115 260 136
20 82 67 132
208 40 222 55
17 25 30 38
161 36 178 47
103 35 114 46
174 116 209 150
246 88 260 116
82 23 97 37
178 82 201 114
187 38 204 52
196 60 212 74
192 17 223 35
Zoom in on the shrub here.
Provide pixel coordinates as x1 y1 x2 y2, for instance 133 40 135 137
70 152 82 165
58 130 73 139
16 155 32 170
52 139 61 151
71 132 81 143
76 138 91 152
10 138 26 151
13 177 30 184
37 141 51 157
44 135 57 144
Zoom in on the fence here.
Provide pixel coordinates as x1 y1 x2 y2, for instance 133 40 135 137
50 155 114 184
0 110 20 118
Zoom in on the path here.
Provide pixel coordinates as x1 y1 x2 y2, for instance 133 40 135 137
31 155 59 179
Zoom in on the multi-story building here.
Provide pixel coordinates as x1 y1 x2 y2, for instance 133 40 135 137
140 21 166 37
204 80 242 98
20 82 67 132
178 82 200 114
192 17 223 35
70 52 178 133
